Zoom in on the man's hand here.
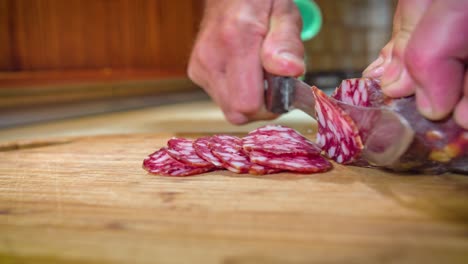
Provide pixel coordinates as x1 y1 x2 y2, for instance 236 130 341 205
363 0 468 129
188 0 305 124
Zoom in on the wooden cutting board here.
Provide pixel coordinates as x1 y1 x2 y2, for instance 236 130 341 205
1 133 468 264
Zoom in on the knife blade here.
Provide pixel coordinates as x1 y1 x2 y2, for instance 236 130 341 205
264 73 415 166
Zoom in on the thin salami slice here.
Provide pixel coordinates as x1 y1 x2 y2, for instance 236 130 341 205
193 137 223 168
143 148 213 176
166 138 214 168
210 135 251 173
143 148 169 172
249 163 282 175
312 86 363 164
249 150 332 173
243 125 321 155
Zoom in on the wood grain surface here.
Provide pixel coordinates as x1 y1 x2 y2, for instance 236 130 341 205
0 0 203 71
1 133 468 264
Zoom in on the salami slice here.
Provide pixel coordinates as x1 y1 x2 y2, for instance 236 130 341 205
210 135 252 173
312 86 363 164
249 163 282 175
193 137 223 168
143 148 213 176
249 150 332 173
166 138 214 168
243 125 321 155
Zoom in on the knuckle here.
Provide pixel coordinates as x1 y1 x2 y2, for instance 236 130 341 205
231 99 262 116
224 111 249 125
220 14 267 45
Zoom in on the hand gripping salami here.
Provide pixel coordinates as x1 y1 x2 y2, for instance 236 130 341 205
312 86 363 164
332 78 468 174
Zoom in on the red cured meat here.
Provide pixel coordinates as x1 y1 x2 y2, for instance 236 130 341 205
249 163 282 175
249 150 332 173
209 135 252 173
331 78 467 173
332 78 384 107
243 125 321 155
143 148 213 176
209 135 278 174
167 138 214 168
312 86 363 164
193 137 224 168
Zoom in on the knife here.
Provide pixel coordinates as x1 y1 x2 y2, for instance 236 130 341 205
264 73 415 166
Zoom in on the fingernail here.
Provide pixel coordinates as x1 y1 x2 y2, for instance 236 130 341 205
279 52 304 66
363 56 384 76
381 56 402 87
366 66 385 78
277 51 305 76
416 87 434 119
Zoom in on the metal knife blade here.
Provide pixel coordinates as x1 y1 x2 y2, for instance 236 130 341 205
264 73 415 166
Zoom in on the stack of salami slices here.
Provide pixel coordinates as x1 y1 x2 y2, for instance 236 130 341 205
143 125 332 176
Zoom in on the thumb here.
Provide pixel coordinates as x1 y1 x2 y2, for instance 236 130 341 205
261 0 305 77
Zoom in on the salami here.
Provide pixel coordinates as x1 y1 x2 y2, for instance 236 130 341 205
143 148 213 176
166 138 214 168
312 86 363 164
209 135 252 173
249 150 332 173
207 135 279 174
330 77 468 174
243 125 321 155
332 78 384 107
249 163 282 175
193 137 223 168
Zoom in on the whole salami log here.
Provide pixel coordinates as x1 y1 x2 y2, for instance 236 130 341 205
331 78 468 174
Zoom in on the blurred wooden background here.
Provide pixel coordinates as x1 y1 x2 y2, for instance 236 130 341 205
0 0 204 86
0 0 397 86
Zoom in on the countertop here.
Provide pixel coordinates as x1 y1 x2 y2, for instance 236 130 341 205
0 100 316 144
1 100 468 264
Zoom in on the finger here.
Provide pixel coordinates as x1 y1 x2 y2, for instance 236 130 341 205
261 0 305 77
380 0 432 98
362 41 392 79
220 2 272 124
363 0 402 78
454 71 468 129
404 0 468 120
